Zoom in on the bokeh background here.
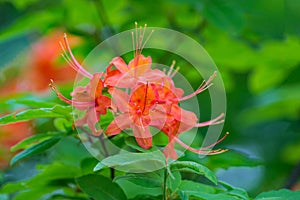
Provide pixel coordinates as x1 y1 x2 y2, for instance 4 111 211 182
0 0 299 198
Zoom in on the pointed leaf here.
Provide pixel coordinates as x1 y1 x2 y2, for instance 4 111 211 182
255 189 300 200
0 105 72 125
11 132 63 152
94 151 165 172
10 137 61 166
170 161 218 185
76 174 126 200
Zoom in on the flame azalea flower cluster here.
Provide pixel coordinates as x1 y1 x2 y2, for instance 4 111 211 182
51 26 228 160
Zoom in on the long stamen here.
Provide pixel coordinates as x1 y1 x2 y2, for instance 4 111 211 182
167 60 176 77
62 33 93 79
177 71 217 102
140 29 154 53
195 113 225 127
49 80 94 107
173 136 228 155
131 31 135 57
138 25 143 50
170 66 180 78
200 132 229 150
135 22 139 56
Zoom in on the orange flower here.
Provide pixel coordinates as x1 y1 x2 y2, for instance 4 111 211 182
52 26 228 159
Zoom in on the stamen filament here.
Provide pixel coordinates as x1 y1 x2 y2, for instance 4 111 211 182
62 33 93 79
49 80 94 107
173 136 228 155
195 113 225 127
177 71 217 101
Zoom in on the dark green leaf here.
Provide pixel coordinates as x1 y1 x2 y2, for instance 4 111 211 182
170 161 218 185
10 137 61 166
114 173 162 188
11 132 63 152
76 174 126 200
27 162 81 186
199 150 262 170
202 0 244 33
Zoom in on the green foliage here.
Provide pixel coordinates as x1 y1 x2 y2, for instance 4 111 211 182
170 160 218 185
94 151 166 172
0 105 72 125
10 137 61 166
255 189 300 200
76 174 126 200
0 0 299 199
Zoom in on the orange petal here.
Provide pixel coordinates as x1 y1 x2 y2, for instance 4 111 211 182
106 113 131 136
110 57 128 73
132 125 152 149
109 88 129 113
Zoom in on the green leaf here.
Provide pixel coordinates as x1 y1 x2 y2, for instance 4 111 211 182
10 137 61 166
199 150 262 170
27 162 81 187
202 0 244 33
179 180 217 199
94 151 166 173
53 118 73 132
11 132 63 152
178 180 242 200
0 105 72 125
114 173 162 188
170 161 218 185
0 182 25 194
116 177 162 199
7 98 57 108
255 189 300 200
76 174 126 200
219 181 249 200
167 171 181 195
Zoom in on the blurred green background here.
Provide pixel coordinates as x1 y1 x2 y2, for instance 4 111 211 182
0 0 299 197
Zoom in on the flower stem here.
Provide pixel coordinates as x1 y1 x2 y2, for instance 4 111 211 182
98 134 115 179
163 167 168 200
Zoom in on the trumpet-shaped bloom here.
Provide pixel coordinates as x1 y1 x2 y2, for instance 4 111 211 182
52 30 228 160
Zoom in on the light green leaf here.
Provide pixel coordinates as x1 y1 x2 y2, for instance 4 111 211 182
10 137 61 166
76 174 126 200
94 151 166 172
7 98 57 108
27 162 81 186
179 180 217 199
167 171 181 195
255 189 300 200
219 181 249 200
53 118 72 132
170 161 218 185
0 105 72 125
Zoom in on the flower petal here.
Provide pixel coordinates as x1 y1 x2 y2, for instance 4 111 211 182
110 57 128 73
87 108 102 136
106 113 131 136
109 88 129 112
132 125 152 149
